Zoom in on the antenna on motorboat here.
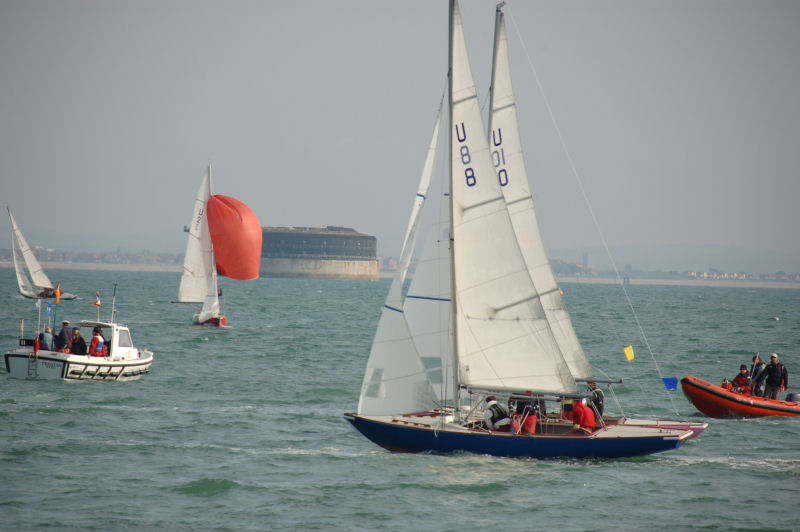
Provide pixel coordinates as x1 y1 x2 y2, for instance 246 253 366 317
111 282 118 323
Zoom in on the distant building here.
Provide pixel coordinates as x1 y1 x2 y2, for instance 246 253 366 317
260 226 379 280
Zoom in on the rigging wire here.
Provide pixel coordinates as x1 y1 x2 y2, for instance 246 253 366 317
506 4 681 416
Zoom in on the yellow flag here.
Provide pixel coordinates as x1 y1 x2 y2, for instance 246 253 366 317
55 284 61 305
623 345 635 361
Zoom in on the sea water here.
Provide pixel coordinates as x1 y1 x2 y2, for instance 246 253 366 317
1 268 798 531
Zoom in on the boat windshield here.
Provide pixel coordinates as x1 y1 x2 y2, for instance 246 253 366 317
77 325 113 354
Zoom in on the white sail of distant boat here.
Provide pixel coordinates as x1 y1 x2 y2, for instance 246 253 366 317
345 1 701 459
487 4 594 380
7 206 76 300
357 102 443 416
10 229 37 298
178 165 223 325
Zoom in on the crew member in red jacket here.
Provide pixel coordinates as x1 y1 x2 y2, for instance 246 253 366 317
571 399 596 434
88 327 106 357
731 364 752 396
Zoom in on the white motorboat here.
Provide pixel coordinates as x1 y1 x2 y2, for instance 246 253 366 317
5 320 153 381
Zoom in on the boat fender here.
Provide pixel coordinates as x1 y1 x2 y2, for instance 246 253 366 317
785 392 800 403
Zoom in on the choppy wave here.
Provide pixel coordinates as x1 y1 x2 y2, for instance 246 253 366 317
1 270 799 531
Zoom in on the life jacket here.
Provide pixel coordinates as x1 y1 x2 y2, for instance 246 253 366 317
90 335 105 356
488 403 510 430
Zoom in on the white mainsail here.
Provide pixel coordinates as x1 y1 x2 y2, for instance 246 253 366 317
7 207 54 292
449 1 576 394
488 6 594 380
10 226 38 298
178 166 216 304
357 105 443 416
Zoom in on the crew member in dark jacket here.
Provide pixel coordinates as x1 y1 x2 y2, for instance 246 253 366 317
54 320 72 351
71 328 88 356
588 381 604 419
750 354 766 397
757 353 788 400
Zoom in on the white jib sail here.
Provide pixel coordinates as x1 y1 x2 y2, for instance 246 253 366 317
357 106 443 416
449 0 576 394
488 6 594 380
196 263 221 323
178 166 215 303
404 191 453 402
7 207 54 290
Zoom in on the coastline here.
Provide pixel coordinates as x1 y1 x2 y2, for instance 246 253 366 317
554 275 800 290
2 261 799 289
0 261 181 273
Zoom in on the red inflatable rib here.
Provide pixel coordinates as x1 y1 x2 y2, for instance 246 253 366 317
207 195 262 280
681 376 800 418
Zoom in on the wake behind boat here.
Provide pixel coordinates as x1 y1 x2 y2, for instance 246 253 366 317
681 376 800 418
345 1 697 459
7 206 77 300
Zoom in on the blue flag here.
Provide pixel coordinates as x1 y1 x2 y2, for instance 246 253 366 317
662 377 678 390
47 302 52 316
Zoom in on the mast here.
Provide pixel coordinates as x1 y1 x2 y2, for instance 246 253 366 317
487 2 505 137
447 0 462 418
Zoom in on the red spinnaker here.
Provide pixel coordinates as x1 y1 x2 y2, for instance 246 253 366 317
207 195 262 280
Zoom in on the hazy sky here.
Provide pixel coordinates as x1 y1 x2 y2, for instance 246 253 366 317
1 0 798 273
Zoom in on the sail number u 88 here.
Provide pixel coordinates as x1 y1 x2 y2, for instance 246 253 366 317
454 122 476 187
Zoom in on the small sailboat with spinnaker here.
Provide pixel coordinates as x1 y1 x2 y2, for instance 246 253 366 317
345 1 701 459
7 206 77 300
177 165 262 326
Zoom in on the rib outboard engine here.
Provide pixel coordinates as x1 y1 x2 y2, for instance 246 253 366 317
785 392 800 403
